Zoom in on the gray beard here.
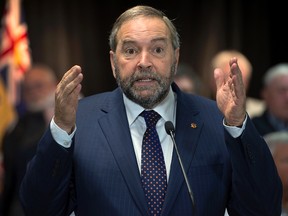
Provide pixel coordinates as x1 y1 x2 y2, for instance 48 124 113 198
114 66 175 109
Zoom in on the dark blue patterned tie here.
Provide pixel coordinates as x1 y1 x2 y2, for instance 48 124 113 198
140 110 167 216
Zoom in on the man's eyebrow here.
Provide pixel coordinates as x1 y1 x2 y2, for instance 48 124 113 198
121 37 168 46
121 40 136 46
151 37 168 43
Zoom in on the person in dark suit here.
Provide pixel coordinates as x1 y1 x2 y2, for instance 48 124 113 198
1 64 58 216
252 63 288 136
264 131 288 216
19 5 282 216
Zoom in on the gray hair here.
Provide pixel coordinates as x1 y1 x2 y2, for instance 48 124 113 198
108 5 180 52
263 63 288 86
264 131 288 155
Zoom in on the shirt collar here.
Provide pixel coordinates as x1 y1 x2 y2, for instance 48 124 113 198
123 86 176 126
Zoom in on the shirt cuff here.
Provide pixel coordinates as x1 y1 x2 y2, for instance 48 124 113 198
50 117 76 148
223 114 247 138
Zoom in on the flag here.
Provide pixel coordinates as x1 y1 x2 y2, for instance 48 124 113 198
0 0 31 145
0 78 15 144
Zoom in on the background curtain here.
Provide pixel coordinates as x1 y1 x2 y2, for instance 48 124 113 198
1 0 287 99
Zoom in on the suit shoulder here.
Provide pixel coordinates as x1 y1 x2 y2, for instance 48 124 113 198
185 93 218 109
77 88 123 113
79 91 112 105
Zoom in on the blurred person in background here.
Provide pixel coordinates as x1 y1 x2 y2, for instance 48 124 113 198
174 63 202 94
252 63 288 136
264 131 288 216
210 50 265 118
0 63 58 216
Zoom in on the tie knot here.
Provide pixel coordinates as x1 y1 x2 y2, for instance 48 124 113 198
140 110 161 127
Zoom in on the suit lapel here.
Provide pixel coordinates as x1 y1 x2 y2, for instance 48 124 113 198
162 91 203 215
98 89 149 215
96 87 204 215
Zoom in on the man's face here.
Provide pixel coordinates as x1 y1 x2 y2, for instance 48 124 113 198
24 68 56 111
262 75 288 121
110 16 179 109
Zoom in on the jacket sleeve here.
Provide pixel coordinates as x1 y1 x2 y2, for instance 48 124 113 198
225 117 282 216
19 127 75 216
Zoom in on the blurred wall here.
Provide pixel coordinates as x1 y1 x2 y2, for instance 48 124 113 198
1 0 287 98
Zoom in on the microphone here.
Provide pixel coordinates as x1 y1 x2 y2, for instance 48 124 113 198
165 121 195 208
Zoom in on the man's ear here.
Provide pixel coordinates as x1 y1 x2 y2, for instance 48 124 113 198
174 48 180 75
109 50 116 78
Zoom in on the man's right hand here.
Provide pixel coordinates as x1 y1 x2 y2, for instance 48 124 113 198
54 65 83 134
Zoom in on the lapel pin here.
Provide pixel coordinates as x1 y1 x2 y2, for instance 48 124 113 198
191 123 197 128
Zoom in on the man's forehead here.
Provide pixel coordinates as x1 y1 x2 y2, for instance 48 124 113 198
118 17 168 36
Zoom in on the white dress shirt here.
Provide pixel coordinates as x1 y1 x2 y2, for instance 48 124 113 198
123 87 176 181
50 87 246 182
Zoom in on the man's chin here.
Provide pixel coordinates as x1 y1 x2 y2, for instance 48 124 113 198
137 90 156 98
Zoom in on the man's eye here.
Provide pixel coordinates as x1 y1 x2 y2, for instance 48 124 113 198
154 47 164 54
125 48 136 55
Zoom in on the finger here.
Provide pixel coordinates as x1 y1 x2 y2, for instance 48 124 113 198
59 65 83 96
65 72 83 97
62 65 81 81
60 65 82 89
229 58 245 97
229 58 243 84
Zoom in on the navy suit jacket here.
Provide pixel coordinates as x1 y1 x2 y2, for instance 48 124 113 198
20 84 282 216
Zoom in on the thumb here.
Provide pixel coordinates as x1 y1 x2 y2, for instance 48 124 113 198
214 68 225 90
